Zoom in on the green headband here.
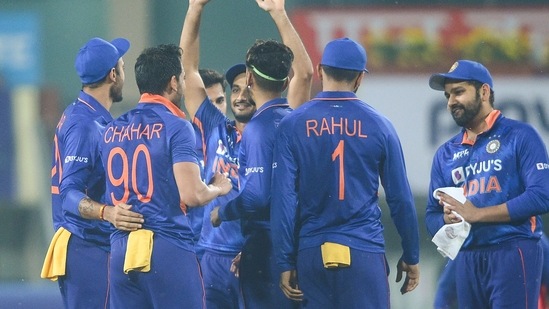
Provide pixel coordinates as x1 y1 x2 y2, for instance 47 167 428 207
250 65 288 82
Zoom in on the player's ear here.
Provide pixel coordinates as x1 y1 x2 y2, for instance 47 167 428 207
353 71 365 92
169 75 179 93
480 83 490 100
317 64 324 81
109 68 117 81
282 78 289 92
245 70 253 89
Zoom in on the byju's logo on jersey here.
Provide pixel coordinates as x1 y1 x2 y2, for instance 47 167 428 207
486 139 500 154
451 167 465 185
64 156 88 164
536 163 549 170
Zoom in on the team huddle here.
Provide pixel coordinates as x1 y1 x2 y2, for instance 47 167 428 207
39 0 549 308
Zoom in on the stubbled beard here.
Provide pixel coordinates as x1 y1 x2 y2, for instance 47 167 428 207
234 111 254 123
110 83 123 103
452 93 481 127
232 98 256 123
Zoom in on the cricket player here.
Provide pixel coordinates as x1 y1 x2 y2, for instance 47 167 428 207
209 0 314 307
101 43 232 308
426 59 549 308
271 37 420 309
180 1 248 307
41 37 143 309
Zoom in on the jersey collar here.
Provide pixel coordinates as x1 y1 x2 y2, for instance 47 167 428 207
77 90 113 123
138 93 187 119
461 110 501 145
252 97 289 119
314 91 360 101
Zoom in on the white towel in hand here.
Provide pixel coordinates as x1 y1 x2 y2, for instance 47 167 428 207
431 187 471 260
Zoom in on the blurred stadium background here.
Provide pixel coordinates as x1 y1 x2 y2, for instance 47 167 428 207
1 0 548 308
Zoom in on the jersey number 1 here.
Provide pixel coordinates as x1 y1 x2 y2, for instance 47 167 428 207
332 140 345 200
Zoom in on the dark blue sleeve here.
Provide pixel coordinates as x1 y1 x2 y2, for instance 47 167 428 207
60 120 97 216
221 121 272 221
169 118 198 164
425 148 448 237
506 126 549 220
193 98 227 152
271 122 298 272
381 122 420 265
217 136 247 222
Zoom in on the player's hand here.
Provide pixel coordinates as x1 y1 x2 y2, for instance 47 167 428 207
256 0 285 13
210 206 222 227
279 270 303 301
230 252 241 278
209 172 232 195
104 203 144 231
437 192 478 223
396 258 419 294
189 0 210 7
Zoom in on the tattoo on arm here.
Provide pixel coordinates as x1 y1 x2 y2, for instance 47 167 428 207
79 197 94 218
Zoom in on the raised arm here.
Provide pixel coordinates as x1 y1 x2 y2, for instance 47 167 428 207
180 0 209 119
256 0 313 109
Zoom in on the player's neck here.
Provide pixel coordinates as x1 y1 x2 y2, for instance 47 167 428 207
83 87 113 112
251 91 280 110
235 121 246 133
465 108 494 140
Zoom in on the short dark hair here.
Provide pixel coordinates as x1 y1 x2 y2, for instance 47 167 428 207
199 68 226 92
84 63 121 89
246 39 293 93
470 80 495 106
135 44 182 95
320 65 361 83
447 78 495 107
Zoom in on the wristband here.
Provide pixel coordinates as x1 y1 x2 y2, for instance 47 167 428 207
99 204 107 221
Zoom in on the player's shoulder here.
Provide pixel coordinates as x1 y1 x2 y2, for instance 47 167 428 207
433 133 466 161
495 115 543 142
499 115 536 131
60 106 98 132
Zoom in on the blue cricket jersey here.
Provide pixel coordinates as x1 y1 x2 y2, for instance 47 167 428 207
186 121 206 245
101 94 197 252
219 98 291 235
52 90 113 249
271 91 420 272
193 99 244 254
426 110 549 248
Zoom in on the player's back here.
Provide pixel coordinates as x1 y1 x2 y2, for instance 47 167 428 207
101 104 197 250
53 94 113 243
277 92 410 251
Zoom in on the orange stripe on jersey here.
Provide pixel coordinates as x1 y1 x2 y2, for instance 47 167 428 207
530 216 537 233
52 135 63 183
485 110 501 129
461 110 501 145
139 93 187 119
180 202 187 215
192 117 207 165
236 129 242 144
51 186 59 194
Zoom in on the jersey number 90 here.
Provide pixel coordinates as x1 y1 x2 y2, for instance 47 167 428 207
106 144 154 205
